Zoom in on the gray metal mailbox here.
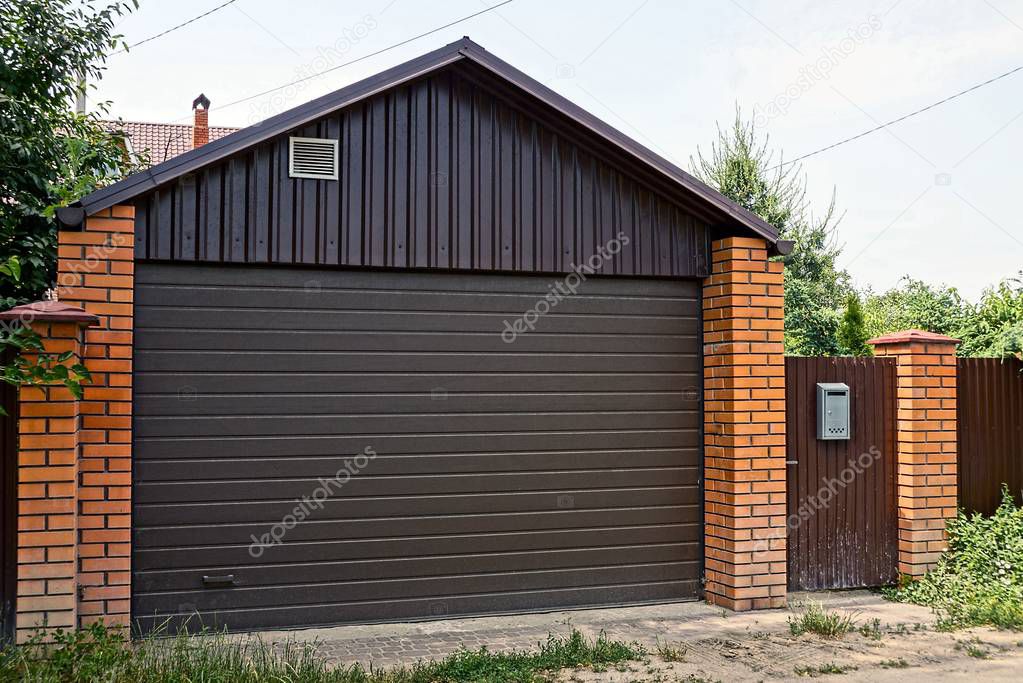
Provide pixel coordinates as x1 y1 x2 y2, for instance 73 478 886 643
816 382 850 440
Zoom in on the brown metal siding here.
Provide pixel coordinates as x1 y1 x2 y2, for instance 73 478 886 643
134 65 711 278
0 357 17 641
785 357 898 591
132 263 703 631
958 357 1023 515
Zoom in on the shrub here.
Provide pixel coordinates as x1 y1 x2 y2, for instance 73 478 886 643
884 487 1023 630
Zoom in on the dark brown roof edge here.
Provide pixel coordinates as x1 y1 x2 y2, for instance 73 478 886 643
0 300 99 325
456 42 778 243
77 37 778 244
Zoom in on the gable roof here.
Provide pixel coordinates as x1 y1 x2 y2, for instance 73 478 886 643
78 37 778 244
100 120 239 166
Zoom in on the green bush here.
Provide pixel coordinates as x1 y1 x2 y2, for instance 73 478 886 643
0 623 644 683
885 487 1023 630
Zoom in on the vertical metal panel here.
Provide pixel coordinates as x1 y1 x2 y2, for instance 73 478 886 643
958 357 1023 515
786 356 898 591
134 65 711 278
0 352 17 641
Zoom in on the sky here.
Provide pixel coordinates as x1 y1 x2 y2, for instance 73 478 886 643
90 0 1023 301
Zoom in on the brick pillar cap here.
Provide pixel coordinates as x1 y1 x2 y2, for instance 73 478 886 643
867 329 960 346
0 300 99 325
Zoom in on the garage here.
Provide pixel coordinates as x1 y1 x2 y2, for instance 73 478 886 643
53 37 784 631
131 264 703 631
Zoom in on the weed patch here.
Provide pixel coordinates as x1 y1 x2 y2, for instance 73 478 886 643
788 603 857 638
654 640 687 662
884 487 1023 630
857 618 882 640
878 657 910 668
794 662 857 677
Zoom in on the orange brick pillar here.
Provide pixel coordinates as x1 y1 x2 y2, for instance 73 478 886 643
56 205 135 627
868 330 959 577
0 302 97 641
702 237 787 610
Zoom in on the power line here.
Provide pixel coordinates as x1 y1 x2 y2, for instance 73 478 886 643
111 0 240 56
208 0 517 115
772 63 1023 169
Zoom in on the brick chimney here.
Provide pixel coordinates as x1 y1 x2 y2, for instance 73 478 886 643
192 93 211 149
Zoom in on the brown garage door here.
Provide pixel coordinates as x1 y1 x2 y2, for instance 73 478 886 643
132 263 703 632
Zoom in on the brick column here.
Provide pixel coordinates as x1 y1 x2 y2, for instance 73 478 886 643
56 205 135 627
0 302 97 641
868 330 959 577
702 236 787 610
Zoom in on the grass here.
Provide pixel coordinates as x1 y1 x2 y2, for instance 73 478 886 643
0 622 646 683
793 662 857 677
964 644 990 659
654 639 687 662
954 639 993 660
788 602 857 639
857 618 882 641
884 487 1023 630
878 658 910 669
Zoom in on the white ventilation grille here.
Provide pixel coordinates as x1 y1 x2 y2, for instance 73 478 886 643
289 137 339 180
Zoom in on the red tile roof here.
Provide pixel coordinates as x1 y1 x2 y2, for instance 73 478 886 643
101 120 239 166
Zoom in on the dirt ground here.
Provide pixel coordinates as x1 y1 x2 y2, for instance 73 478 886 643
554 593 1023 682
275 590 1023 681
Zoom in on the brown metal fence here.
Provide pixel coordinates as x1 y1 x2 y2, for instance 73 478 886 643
785 356 898 591
958 357 1023 515
0 364 17 642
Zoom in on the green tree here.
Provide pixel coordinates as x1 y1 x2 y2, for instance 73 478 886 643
837 292 872 356
862 277 970 340
1 0 136 398
1 0 138 307
692 110 850 355
957 275 1023 358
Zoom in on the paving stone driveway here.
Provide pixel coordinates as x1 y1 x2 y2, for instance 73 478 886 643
250 591 1023 681
267 599 726 668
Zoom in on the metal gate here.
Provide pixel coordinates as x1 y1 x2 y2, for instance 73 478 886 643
132 263 704 632
785 356 898 591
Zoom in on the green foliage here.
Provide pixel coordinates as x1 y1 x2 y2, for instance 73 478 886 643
690 111 801 234
0 624 644 683
864 275 1023 359
884 487 1023 630
793 662 856 677
957 275 1023 359
878 658 910 669
837 293 872 356
0 256 91 412
856 618 882 640
692 109 850 356
654 639 687 662
0 0 139 307
787 602 857 638
862 278 970 341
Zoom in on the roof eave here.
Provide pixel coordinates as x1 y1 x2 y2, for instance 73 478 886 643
456 42 778 243
78 38 470 215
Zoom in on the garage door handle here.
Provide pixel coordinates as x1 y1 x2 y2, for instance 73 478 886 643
202 574 236 588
